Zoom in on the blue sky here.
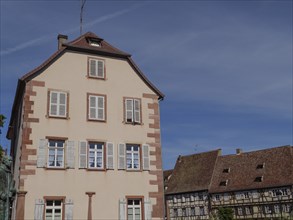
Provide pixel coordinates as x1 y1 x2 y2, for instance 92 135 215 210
0 0 292 169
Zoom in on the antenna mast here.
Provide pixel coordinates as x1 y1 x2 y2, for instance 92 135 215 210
80 0 86 35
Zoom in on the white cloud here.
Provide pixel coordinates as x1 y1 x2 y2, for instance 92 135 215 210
0 2 147 57
0 35 54 56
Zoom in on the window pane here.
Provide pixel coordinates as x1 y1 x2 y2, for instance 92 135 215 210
59 93 66 104
57 149 63 155
90 108 96 119
89 158 94 167
55 201 61 206
51 92 58 104
46 200 53 206
56 141 64 147
49 141 56 147
49 149 55 156
97 143 103 149
127 160 132 168
133 160 139 168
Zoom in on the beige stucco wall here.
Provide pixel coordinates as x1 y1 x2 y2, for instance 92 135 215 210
22 51 162 219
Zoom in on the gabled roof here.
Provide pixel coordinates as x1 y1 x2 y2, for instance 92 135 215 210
20 32 164 98
165 149 220 195
7 32 164 139
209 145 293 193
63 32 131 57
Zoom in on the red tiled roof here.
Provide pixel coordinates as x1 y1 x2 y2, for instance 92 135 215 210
64 32 131 57
165 150 220 195
209 145 293 193
20 32 164 99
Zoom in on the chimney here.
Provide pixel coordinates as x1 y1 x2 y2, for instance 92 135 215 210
236 148 242 155
177 155 182 163
57 34 68 50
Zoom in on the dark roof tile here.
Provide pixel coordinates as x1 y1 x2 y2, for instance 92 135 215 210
209 146 293 193
165 150 220 195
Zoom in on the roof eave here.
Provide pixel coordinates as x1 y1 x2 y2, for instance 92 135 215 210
166 188 209 195
64 44 131 58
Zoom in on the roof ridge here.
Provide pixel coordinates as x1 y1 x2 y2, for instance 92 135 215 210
219 145 292 158
180 148 221 158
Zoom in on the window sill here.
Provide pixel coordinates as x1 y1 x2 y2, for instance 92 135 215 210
126 169 142 172
45 167 66 170
87 119 106 123
46 115 69 120
123 121 143 126
87 75 106 80
86 168 106 171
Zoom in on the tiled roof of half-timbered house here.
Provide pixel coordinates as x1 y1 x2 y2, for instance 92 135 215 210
165 149 221 195
209 145 293 193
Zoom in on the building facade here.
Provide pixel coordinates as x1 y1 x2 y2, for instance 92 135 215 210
164 146 293 220
7 32 165 220
164 150 220 220
209 146 293 219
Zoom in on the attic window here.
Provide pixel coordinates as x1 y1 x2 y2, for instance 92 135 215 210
88 39 101 47
223 168 230 173
219 180 228 186
256 163 265 169
254 176 263 182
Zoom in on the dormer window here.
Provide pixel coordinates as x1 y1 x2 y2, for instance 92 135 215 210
88 38 101 47
219 180 228 186
223 168 230 173
254 176 263 182
256 163 265 169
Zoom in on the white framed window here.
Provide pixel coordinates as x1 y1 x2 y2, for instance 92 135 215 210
272 188 289 197
182 208 186 217
124 98 141 124
88 142 104 169
198 193 203 200
214 194 221 201
282 204 290 213
237 207 243 215
252 191 259 198
274 204 280 213
243 192 250 199
37 139 75 169
48 140 65 168
235 192 242 200
190 207 195 216
79 141 113 170
117 143 149 171
200 207 205 215
88 58 105 79
127 199 142 220
245 206 253 215
126 144 140 170
49 91 68 118
88 94 106 121
45 200 63 220
224 193 230 201
173 208 178 217
264 205 272 214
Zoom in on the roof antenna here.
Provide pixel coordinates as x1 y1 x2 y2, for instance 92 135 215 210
80 0 86 35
